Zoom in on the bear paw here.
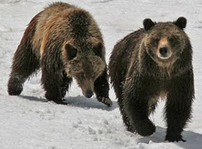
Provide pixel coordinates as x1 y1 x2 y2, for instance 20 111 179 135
8 77 23 95
165 134 186 142
135 119 156 136
45 92 66 105
97 96 112 107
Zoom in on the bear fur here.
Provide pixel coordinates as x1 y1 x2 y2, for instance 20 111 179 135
8 2 112 106
109 17 194 141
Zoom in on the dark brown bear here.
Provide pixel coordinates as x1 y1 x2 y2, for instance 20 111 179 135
109 17 194 142
8 2 112 106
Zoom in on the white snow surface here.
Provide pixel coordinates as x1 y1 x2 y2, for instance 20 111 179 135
0 0 202 149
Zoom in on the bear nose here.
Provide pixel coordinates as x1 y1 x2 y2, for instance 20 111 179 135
85 89 93 98
159 47 168 56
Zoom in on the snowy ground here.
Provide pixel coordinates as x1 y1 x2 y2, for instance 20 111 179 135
0 0 202 149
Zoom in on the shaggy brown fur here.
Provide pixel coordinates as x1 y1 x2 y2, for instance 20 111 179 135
109 17 194 142
8 2 112 106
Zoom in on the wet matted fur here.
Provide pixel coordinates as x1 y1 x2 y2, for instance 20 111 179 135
8 2 112 106
109 17 194 142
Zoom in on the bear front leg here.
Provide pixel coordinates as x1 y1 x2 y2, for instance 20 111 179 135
41 67 65 104
60 71 72 98
94 69 112 107
122 82 156 136
165 70 194 142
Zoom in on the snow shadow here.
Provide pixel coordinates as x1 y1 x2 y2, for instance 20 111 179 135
136 126 202 149
64 96 118 111
19 95 118 111
19 95 48 102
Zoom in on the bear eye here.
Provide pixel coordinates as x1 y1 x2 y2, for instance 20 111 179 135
65 44 77 60
169 36 178 45
153 37 159 45
92 42 103 57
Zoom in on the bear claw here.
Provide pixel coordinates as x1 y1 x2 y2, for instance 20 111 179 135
97 97 112 107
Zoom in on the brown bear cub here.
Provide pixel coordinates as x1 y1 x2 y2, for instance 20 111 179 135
8 2 112 106
109 17 194 141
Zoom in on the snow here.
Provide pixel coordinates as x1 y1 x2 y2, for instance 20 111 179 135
0 0 202 148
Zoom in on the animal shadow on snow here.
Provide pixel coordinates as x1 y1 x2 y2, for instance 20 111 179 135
64 96 117 111
19 95 117 111
19 95 48 103
136 126 202 149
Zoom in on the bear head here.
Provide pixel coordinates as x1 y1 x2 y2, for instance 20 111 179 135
142 17 188 68
62 38 105 98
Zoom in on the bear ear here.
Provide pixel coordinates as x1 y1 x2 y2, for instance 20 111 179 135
65 43 77 60
174 17 187 29
143 18 155 31
92 42 103 57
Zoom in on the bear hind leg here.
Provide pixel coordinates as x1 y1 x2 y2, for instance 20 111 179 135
118 99 135 132
8 42 39 96
8 14 39 96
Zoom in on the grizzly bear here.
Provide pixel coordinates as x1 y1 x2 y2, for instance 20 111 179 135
8 2 112 106
109 17 194 142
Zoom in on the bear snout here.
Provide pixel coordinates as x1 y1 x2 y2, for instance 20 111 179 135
157 46 172 60
85 89 94 98
79 78 95 98
159 47 168 56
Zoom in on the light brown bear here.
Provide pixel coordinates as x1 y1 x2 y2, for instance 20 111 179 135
8 2 112 106
109 17 194 141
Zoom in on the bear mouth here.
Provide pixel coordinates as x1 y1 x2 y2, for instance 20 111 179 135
155 55 178 68
157 54 172 60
